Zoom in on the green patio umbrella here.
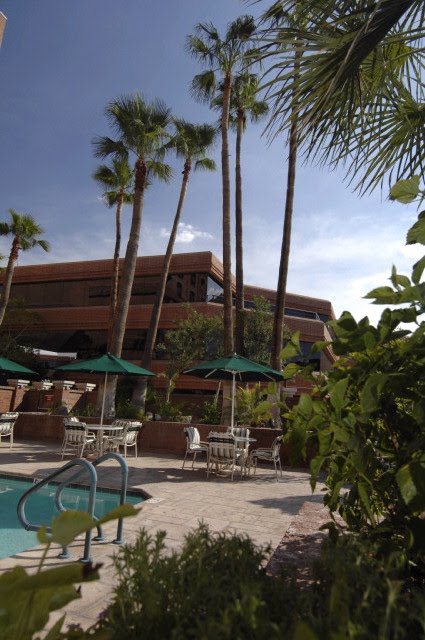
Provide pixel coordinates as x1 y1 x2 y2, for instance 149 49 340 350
184 353 283 431
56 353 155 424
0 356 38 376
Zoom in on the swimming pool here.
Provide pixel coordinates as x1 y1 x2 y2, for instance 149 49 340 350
0 474 144 560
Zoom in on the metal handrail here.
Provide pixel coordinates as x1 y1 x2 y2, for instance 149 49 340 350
54 451 129 545
17 458 97 562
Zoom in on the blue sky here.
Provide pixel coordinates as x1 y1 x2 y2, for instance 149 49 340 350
0 1 420 324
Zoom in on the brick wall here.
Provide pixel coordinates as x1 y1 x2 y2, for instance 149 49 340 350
12 414 311 467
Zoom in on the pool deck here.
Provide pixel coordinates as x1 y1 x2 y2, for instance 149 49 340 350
0 441 322 631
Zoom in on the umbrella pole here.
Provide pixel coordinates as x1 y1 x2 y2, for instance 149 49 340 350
230 373 236 433
100 371 108 425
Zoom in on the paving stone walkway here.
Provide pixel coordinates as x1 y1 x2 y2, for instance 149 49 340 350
0 441 325 630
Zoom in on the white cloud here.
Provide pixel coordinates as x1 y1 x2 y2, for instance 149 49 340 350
160 222 213 244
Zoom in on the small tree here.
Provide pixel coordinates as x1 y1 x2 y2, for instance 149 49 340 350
156 307 223 402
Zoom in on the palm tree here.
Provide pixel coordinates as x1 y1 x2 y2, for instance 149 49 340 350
93 94 171 414
0 209 50 327
257 1 423 369
92 157 134 345
131 119 217 409
187 16 257 355
258 0 425 193
216 72 269 355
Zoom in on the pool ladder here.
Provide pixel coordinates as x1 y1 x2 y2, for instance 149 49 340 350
17 452 129 563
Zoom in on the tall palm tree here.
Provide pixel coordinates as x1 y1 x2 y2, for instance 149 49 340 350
187 16 257 355
258 1 422 369
259 0 425 193
92 157 134 344
132 120 217 408
93 94 172 414
0 209 50 327
219 72 269 355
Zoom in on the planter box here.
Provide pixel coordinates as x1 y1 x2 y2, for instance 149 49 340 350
75 382 96 392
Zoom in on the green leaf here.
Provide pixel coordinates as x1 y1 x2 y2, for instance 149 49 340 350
390 265 411 289
412 255 425 284
280 331 301 360
360 373 389 414
96 503 140 526
390 175 420 203
407 212 425 245
283 363 301 380
37 525 49 544
357 482 375 524
311 340 331 354
397 462 425 510
51 510 96 547
329 378 349 413
363 286 398 304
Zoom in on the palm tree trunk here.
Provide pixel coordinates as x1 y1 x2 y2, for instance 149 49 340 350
222 71 234 355
235 109 245 355
103 158 147 417
271 119 298 371
0 238 19 327
107 192 124 349
132 159 192 409
271 47 301 372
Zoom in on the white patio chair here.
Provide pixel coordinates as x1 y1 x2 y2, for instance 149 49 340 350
207 432 242 481
182 426 208 469
226 426 251 475
249 435 283 481
0 412 19 448
105 420 142 458
61 420 96 459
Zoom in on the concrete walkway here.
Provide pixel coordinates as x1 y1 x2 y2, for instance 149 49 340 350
0 441 321 630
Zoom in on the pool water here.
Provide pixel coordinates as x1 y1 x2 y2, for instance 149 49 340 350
0 475 144 560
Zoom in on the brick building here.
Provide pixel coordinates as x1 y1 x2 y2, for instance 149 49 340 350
1 251 336 398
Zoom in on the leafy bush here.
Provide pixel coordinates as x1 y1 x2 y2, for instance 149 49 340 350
283 206 425 560
0 505 137 640
115 400 145 421
99 524 297 639
198 398 221 424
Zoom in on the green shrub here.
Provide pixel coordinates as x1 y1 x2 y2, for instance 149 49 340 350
99 524 297 639
198 398 221 424
115 400 145 421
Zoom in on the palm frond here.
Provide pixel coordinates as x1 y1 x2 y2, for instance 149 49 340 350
147 160 173 183
191 71 217 104
92 136 127 159
194 158 216 172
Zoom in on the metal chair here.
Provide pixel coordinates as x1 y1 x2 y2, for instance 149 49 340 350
226 426 251 475
61 421 96 459
105 420 142 458
0 412 19 448
249 435 283 481
182 426 208 469
207 432 242 481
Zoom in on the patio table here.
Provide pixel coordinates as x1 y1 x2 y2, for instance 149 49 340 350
87 424 124 457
